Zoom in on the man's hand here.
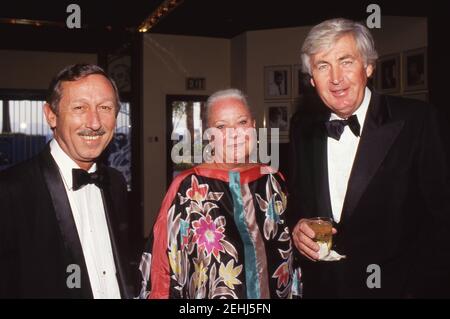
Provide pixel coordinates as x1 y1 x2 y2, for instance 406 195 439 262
292 219 337 261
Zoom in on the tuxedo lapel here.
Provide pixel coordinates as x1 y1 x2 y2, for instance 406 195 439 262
100 166 129 299
342 93 404 222
38 146 93 298
311 114 333 218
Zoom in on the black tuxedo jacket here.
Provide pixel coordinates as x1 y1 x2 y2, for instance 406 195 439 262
0 145 131 298
288 92 450 298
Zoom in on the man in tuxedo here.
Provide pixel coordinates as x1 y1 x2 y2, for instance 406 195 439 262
289 18 450 298
0 64 131 298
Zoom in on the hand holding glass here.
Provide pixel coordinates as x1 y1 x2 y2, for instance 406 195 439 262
305 217 333 258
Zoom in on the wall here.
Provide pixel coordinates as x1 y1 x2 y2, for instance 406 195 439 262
0 50 97 89
244 26 310 127
371 16 427 56
230 32 247 92
142 33 230 235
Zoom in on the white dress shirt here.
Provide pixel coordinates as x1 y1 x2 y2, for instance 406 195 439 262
50 139 121 299
327 87 371 223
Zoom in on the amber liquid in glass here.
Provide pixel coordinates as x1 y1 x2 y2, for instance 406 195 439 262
308 219 333 250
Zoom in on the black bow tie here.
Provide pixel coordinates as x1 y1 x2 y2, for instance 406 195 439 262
325 114 361 141
72 168 107 191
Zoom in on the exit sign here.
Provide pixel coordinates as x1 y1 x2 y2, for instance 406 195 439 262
186 77 206 90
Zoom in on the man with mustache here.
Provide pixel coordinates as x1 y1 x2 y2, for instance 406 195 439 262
0 64 131 298
288 18 450 298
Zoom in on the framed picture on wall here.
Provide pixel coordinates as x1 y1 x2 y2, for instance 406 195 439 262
264 65 291 99
402 47 428 91
367 67 377 91
376 54 400 94
265 101 290 143
292 64 309 98
403 92 429 103
107 54 131 93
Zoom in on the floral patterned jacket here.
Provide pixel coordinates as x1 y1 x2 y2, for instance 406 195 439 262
138 165 301 299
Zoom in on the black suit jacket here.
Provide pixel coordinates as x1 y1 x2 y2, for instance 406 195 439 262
288 92 450 298
0 145 131 298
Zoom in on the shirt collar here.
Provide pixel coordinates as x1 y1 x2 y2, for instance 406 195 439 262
329 87 371 129
50 139 97 190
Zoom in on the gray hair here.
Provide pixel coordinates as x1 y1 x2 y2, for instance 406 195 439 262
206 88 251 122
300 18 378 76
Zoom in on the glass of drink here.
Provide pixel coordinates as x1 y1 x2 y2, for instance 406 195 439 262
305 217 333 258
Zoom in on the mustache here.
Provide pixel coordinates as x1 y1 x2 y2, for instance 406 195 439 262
77 129 106 137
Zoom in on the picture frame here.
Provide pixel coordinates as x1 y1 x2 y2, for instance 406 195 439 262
402 47 428 91
367 67 377 91
264 65 291 99
264 101 290 143
403 92 429 103
107 54 131 93
376 54 400 94
292 64 309 98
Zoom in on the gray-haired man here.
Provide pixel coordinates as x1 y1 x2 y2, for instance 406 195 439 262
288 18 450 298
